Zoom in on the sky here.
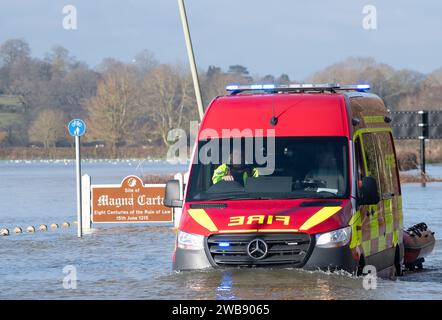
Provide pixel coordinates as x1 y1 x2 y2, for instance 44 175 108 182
0 0 441 80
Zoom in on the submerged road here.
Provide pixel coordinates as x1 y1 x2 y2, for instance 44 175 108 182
0 161 441 299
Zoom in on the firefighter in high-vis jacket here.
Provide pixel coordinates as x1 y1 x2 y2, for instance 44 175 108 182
212 147 259 185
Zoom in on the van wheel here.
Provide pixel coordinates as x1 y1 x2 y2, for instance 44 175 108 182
357 256 366 276
394 246 403 276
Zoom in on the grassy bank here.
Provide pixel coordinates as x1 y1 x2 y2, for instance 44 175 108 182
395 140 442 170
143 174 175 184
399 172 442 183
0 146 166 160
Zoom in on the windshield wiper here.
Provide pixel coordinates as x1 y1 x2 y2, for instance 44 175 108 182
196 193 275 201
195 191 340 201
202 196 273 201
198 195 238 201
313 191 339 198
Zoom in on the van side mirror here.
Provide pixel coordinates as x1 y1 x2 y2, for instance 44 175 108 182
164 180 183 208
358 176 380 205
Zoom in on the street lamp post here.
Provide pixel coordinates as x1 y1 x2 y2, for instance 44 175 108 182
177 0 205 121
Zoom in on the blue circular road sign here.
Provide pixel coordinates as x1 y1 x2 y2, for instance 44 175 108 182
68 119 86 137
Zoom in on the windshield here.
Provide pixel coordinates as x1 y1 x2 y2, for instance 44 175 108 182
186 136 349 201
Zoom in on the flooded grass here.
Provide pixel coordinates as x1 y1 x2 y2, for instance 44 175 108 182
400 173 442 183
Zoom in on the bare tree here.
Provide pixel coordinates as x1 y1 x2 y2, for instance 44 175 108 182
201 66 245 106
140 64 197 147
28 109 66 148
44 45 78 76
6 57 52 115
85 64 140 155
50 65 100 119
0 131 7 146
277 74 290 84
0 39 30 66
133 49 158 76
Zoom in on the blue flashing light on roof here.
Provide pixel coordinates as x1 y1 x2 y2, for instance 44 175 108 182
356 84 371 92
226 83 371 94
226 84 240 91
226 83 277 92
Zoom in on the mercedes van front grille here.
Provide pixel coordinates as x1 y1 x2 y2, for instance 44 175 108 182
206 233 313 267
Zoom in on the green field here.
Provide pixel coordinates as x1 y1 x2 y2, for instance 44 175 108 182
0 94 21 107
0 95 24 130
0 112 24 129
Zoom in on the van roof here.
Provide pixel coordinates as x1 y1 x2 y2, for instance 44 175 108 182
200 92 352 139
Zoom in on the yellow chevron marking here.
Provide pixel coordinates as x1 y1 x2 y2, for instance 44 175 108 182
187 209 218 232
299 206 342 231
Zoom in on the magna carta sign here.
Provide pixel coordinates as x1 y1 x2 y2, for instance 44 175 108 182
91 176 172 223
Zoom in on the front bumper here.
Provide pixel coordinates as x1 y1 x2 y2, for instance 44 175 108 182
303 245 358 273
173 247 212 270
173 242 358 273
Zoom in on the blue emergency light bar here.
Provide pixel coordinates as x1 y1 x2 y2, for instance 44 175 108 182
226 83 370 94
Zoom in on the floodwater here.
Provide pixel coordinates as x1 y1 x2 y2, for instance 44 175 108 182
0 160 441 300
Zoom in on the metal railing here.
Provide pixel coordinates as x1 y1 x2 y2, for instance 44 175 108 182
390 110 442 175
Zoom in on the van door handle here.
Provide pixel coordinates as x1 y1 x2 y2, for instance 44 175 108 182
382 192 394 199
366 207 375 217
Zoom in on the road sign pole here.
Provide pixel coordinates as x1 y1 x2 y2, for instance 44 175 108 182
420 137 426 175
75 135 83 237
419 110 428 180
68 119 86 238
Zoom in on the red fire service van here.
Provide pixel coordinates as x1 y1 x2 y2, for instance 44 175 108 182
165 83 404 276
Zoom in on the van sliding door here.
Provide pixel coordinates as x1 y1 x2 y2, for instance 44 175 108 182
372 131 402 251
359 133 384 258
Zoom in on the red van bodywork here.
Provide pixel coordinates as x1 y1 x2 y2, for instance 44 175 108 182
171 90 403 275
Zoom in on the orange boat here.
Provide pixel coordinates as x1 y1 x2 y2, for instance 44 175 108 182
403 223 435 270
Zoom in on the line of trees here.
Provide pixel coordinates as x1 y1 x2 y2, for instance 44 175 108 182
1 39 442 157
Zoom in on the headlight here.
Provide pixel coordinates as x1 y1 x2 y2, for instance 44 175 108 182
315 226 351 248
177 231 204 250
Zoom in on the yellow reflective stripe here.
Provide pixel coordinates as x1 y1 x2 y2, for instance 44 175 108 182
384 199 394 234
362 240 371 256
187 209 218 232
398 196 404 229
348 210 360 225
385 154 396 168
369 205 379 240
378 234 386 251
349 211 362 249
384 199 392 215
363 115 385 123
299 206 342 231
393 230 399 246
